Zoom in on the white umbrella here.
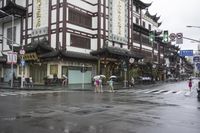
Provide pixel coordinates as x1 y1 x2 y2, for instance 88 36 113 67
93 75 101 80
110 75 117 79
100 75 106 78
93 75 106 80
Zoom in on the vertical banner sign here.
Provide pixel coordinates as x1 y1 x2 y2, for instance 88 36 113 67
33 0 49 29
108 0 128 44
7 52 17 64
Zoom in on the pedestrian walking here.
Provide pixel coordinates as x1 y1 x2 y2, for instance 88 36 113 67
108 79 114 92
188 78 192 92
62 74 68 86
99 78 103 92
94 79 100 93
131 77 135 87
29 77 33 87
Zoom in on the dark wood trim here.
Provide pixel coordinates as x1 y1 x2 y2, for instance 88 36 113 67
67 21 97 31
2 0 4 7
63 0 67 50
128 0 130 49
25 0 29 45
103 0 106 47
56 0 60 49
80 0 98 6
152 42 154 62
158 43 160 64
48 0 52 47
28 3 32 6
67 3 94 16
52 5 57 10
20 16 23 45
66 27 94 38
139 8 142 51
131 0 133 49
31 0 33 39
97 0 101 50
1 23 4 50
68 7 92 29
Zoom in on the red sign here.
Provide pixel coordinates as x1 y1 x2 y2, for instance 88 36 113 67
7 52 17 64
169 33 176 41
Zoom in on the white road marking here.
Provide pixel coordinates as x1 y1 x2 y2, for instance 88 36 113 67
175 91 183 95
144 89 159 94
164 90 173 95
154 90 165 94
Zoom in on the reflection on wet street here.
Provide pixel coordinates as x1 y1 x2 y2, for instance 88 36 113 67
0 81 200 133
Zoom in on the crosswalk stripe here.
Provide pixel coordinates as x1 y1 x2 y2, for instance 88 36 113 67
175 91 183 95
134 89 149 93
164 90 173 95
154 90 165 94
144 89 159 94
0 94 7 96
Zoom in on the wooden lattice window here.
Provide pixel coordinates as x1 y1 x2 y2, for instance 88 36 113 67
71 35 90 49
68 8 92 28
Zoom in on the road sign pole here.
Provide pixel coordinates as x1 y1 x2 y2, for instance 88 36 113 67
20 48 25 88
82 64 85 89
21 55 24 88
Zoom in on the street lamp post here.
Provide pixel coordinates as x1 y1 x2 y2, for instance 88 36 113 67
0 10 14 88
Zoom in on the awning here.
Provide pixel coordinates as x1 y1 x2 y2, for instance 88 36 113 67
90 47 143 60
11 39 54 53
40 50 98 61
0 0 26 18
0 56 6 63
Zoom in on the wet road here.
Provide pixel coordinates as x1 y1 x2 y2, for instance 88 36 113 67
0 80 200 133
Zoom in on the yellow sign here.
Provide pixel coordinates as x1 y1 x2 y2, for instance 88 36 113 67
21 53 38 61
36 0 41 28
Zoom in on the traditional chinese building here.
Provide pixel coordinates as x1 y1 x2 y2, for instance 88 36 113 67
0 0 169 85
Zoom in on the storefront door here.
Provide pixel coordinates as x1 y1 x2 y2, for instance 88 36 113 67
30 64 47 84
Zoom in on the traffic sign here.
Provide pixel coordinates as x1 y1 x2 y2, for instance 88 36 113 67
20 49 25 55
129 58 135 64
179 50 193 57
169 33 176 42
176 33 183 44
21 60 25 66
176 33 183 39
193 56 200 62
7 52 17 64
196 63 200 71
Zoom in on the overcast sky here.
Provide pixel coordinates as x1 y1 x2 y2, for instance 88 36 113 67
143 0 200 51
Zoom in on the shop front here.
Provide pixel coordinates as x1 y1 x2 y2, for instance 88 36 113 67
91 46 144 83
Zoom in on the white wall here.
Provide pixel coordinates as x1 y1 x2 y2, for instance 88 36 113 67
2 19 21 51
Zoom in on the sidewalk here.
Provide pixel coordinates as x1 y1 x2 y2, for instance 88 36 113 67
0 81 165 91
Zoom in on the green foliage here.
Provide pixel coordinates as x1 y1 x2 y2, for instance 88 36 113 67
129 67 141 79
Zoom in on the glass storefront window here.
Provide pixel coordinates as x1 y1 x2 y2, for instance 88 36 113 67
19 66 25 75
50 65 58 75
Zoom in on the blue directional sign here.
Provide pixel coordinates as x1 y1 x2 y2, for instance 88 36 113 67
21 60 25 66
193 56 200 62
179 50 193 57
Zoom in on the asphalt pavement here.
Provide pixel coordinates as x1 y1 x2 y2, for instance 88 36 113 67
0 80 200 133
